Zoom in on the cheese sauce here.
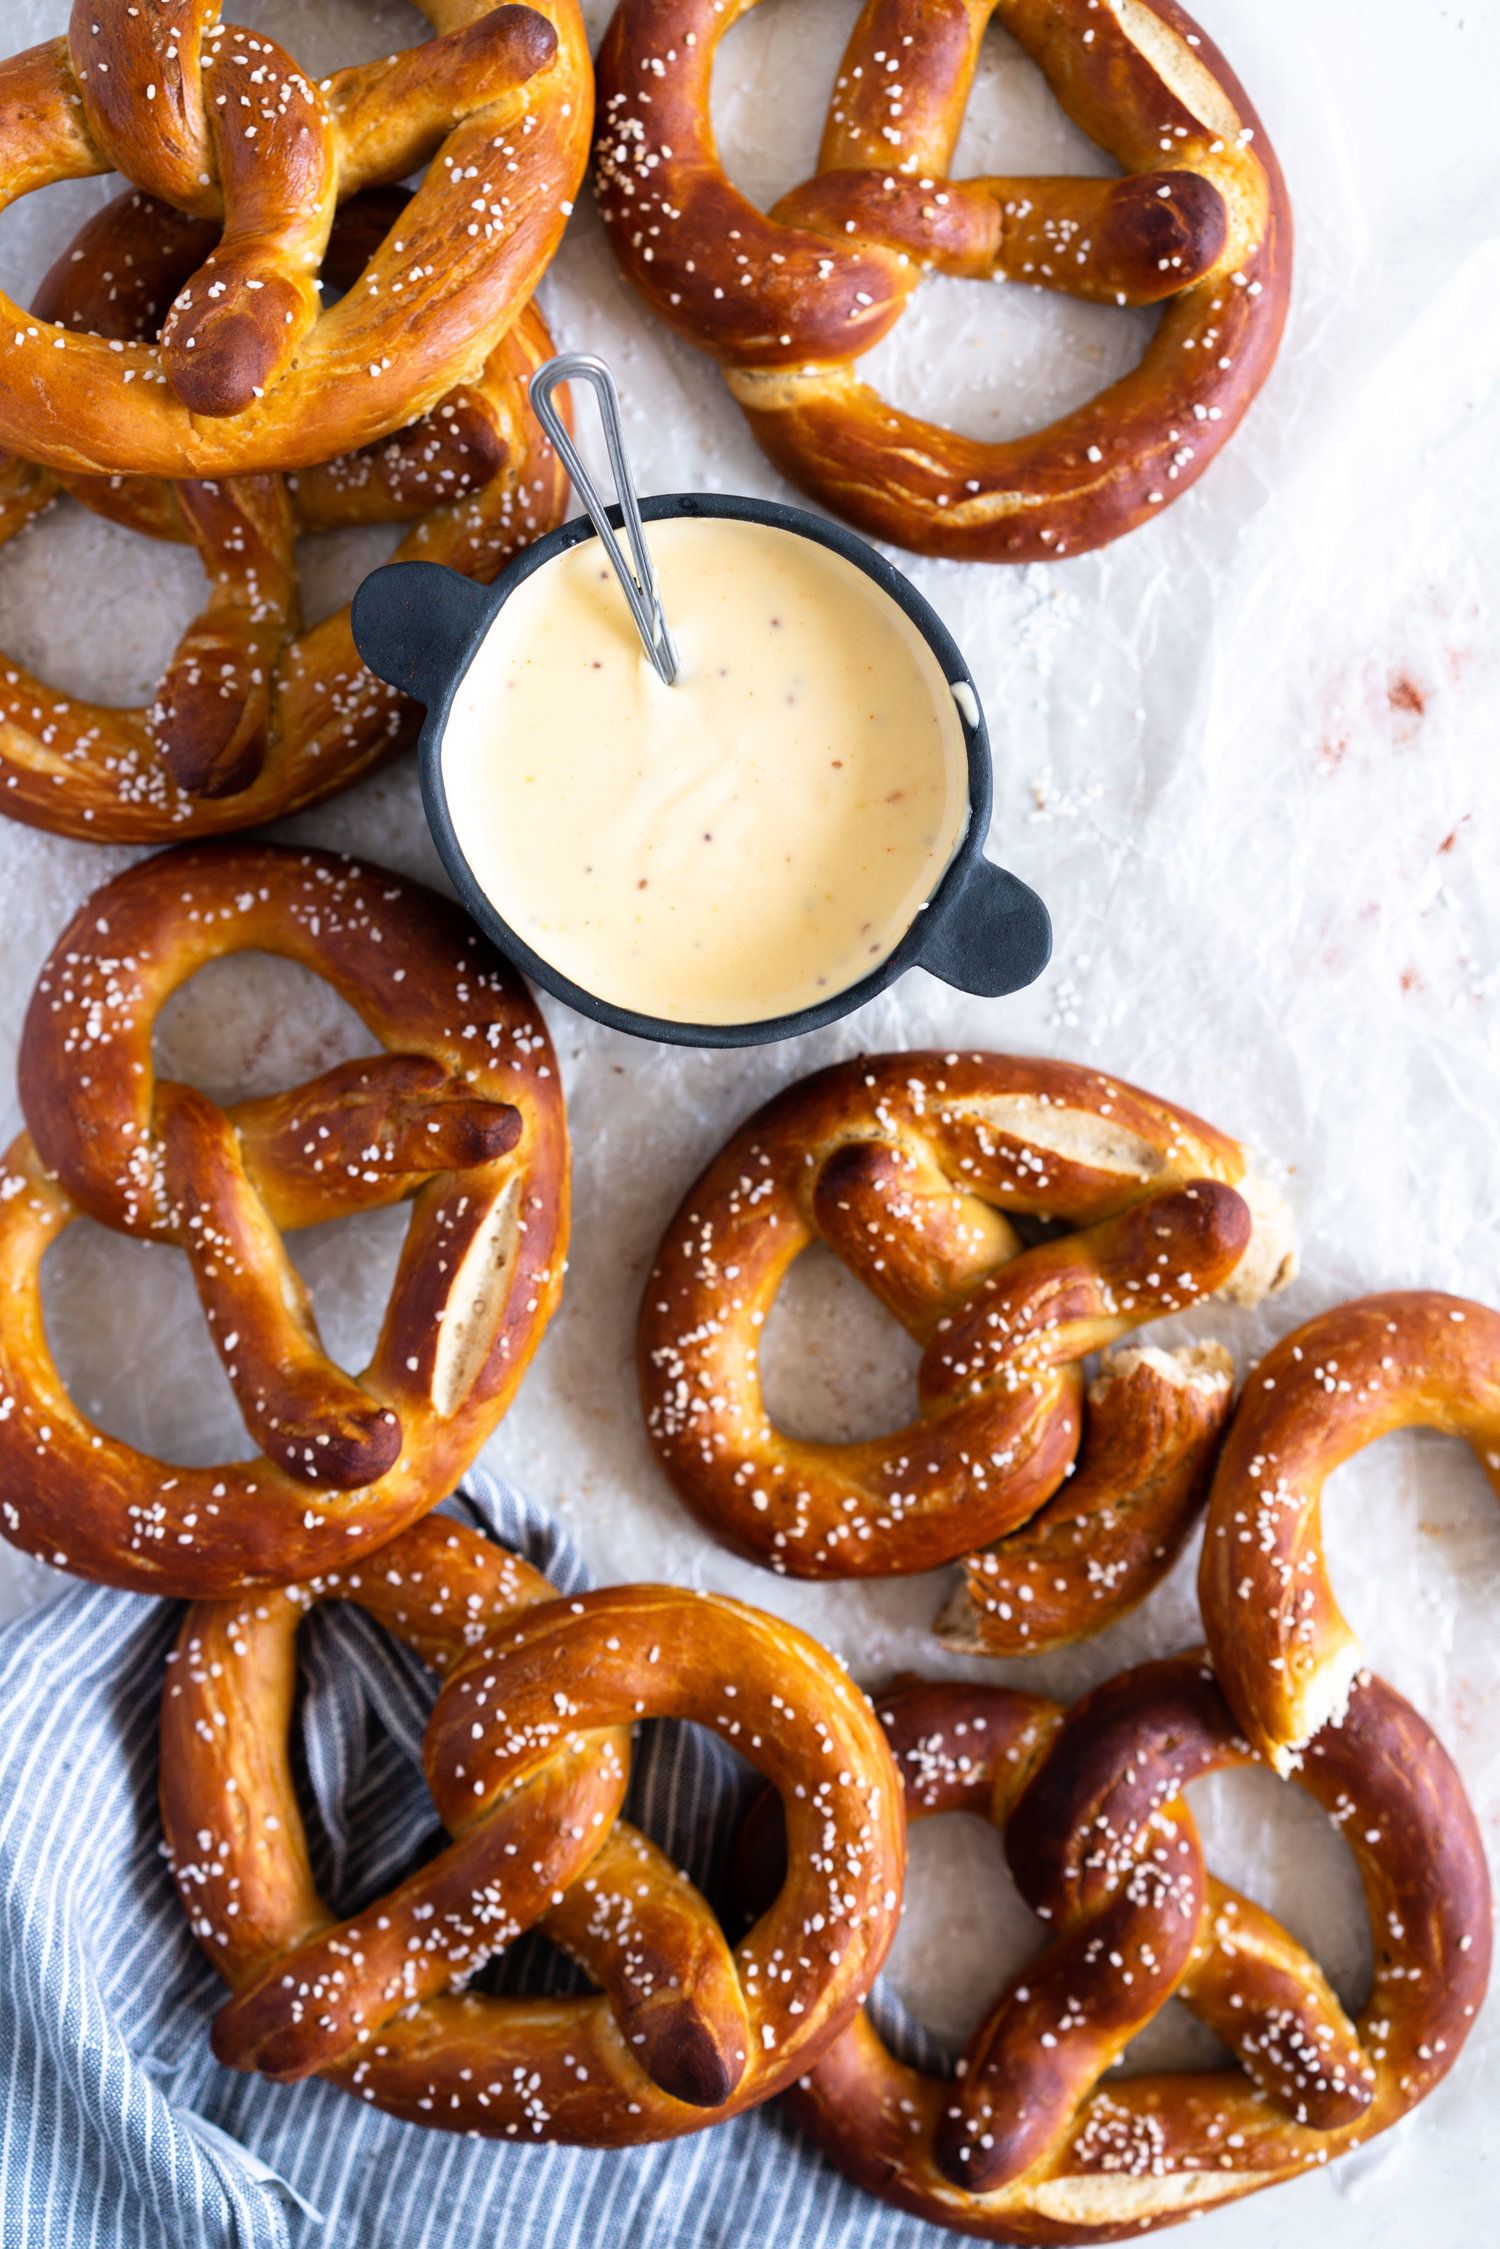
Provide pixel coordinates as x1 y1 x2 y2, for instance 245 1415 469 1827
440 516 971 1025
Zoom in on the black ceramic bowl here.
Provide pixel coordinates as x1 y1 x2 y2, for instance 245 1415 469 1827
350 493 1051 1048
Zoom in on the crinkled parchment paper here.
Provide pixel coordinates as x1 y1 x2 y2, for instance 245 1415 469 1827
0 3 1496 2237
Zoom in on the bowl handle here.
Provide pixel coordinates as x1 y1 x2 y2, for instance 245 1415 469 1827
913 856 1052 998
351 561 491 703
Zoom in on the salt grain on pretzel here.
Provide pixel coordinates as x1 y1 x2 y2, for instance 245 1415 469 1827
595 0 1291 562
164 1519 638 2084
734 1660 1489 2239
0 186 569 842
0 0 591 476
161 1515 906 2139
639 1054 1295 1639
1200 1290 1500 1774
0 843 567 1594
938 1340 1235 1655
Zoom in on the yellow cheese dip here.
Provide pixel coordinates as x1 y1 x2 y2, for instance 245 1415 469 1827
440 515 971 1025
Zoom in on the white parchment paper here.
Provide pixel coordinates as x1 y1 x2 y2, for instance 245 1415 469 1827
0 3 1496 2238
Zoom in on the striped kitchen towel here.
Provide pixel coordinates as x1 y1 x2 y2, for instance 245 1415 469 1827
0 1469 948 2249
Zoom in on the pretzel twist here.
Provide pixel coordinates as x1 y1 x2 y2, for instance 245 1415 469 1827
162 1515 906 2138
938 1340 1235 1653
595 0 1291 562
0 186 568 842
0 1 591 476
639 1054 1295 1628
1200 1290 1500 1773
0 843 567 1594
734 1660 1489 2240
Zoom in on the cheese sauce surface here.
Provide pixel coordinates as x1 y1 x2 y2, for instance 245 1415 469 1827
441 516 971 1025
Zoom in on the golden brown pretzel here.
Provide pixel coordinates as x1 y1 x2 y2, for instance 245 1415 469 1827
1200 1290 1500 1773
0 0 590 476
162 1514 906 2138
639 1054 1295 1624
0 186 569 842
595 0 1291 562
0 843 567 1595
734 1660 1490 2240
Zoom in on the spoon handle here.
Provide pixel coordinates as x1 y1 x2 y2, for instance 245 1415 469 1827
529 353 681 686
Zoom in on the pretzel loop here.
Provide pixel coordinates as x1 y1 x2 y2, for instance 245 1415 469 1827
162 1520 906 2137
595 0 1292 561
1200 1290 1500 1772
0 843 568 1593
0 0 591 475
639 1054 1294 1624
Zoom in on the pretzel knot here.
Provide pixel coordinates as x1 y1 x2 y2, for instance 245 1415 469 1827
0 843 568 1595
0 186 569 843
596 0 1292 562
0 0 591 476
733 1661 1490 2239
160 1514 906 2139
1200 1290 1500 1775
639 1054 1296 1638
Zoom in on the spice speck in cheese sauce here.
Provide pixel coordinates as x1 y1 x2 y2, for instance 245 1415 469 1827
441 517 970 1024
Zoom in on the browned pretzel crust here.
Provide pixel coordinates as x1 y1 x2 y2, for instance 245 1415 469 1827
0 1 591 476
0 844 567 1594
596 0 1291 561
1200 1290 1500 1772
939 1340 1233 1652
639 1053 1294 1623
735 1660 1489 2240
0 186 569 842
162 1516 905 2139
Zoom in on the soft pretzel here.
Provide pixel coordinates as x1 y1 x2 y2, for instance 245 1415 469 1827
733 1660 1489 2239
162 1514 905 2138
0 843 567 1594
0 0 590 476
595 0 1291 562
0 186 568 842
1200 1290 1500 1773
639 1054 1295 1631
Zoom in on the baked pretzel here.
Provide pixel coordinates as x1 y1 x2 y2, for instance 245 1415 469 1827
595 0 1291 562
0 0 590 476
1200 1290 1500 1774
0 185 568 842
734 1661 1490 2239
162 1514 905 2138
0 843 567 1595
639 1055 1295 1619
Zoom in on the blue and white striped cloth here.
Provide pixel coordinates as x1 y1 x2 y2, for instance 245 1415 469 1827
0 1471 948 2248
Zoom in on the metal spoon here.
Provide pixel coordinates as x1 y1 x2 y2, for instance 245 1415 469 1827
528 353 682 687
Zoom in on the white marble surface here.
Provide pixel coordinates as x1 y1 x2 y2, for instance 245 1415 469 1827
0 1 1497 2238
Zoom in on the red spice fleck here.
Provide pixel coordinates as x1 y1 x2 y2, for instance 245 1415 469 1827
1400 967 1424 993
1387 674 1426 719
1437 816 1471 855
